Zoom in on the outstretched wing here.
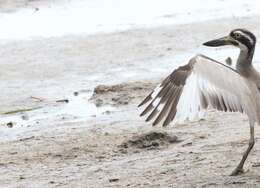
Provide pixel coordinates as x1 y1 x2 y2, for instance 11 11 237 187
139 54 252 126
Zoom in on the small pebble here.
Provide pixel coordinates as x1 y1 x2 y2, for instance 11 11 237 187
56 99 69 103
109 178 119 182
21 114 29 120
6 122 13 128
19 176 25 180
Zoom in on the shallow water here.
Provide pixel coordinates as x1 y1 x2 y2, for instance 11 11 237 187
0 91 115 141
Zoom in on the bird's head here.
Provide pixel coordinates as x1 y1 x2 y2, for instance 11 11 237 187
203 29 256 52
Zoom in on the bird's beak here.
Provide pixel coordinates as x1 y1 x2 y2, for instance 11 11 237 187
203 36 238 47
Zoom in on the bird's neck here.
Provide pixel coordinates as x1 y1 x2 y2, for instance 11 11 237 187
236 45 255 68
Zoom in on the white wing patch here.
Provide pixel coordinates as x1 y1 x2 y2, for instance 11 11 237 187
174 73 204 123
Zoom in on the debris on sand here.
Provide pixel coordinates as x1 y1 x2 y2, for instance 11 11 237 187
90 81 156 107
109 178 119 183
56 99 69 103
30 96 45 102
119 131 180 153
21 114 29 120
1 107 42 115
6 122 14 128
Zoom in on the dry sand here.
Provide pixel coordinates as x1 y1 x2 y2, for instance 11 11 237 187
0 14 260 187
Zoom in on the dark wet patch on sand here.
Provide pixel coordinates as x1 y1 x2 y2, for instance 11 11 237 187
118 131 180 153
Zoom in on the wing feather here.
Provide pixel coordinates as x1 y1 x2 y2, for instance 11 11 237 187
140 79 172 116
162 87 183 126
152 85 178 125
139 54 252 126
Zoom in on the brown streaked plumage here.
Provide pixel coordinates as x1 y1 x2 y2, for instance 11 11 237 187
139 28 260 176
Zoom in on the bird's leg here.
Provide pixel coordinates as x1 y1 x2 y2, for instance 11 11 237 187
230 121 255 176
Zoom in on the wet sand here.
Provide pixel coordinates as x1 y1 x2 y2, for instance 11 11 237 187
0 15 260 187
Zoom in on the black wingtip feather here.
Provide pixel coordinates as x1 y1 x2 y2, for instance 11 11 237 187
162 88 183 127
138 93 152 107
152 85 177 126
146 109 159 122
140 103 153 116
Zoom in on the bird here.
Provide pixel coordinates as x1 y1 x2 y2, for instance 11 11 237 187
138 28 259 176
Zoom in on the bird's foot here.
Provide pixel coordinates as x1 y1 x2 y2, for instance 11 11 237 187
230 167 244 176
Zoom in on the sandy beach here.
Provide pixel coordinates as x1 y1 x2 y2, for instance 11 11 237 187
1 1 260 187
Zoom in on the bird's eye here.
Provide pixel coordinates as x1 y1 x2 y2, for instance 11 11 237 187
234 33 241 38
